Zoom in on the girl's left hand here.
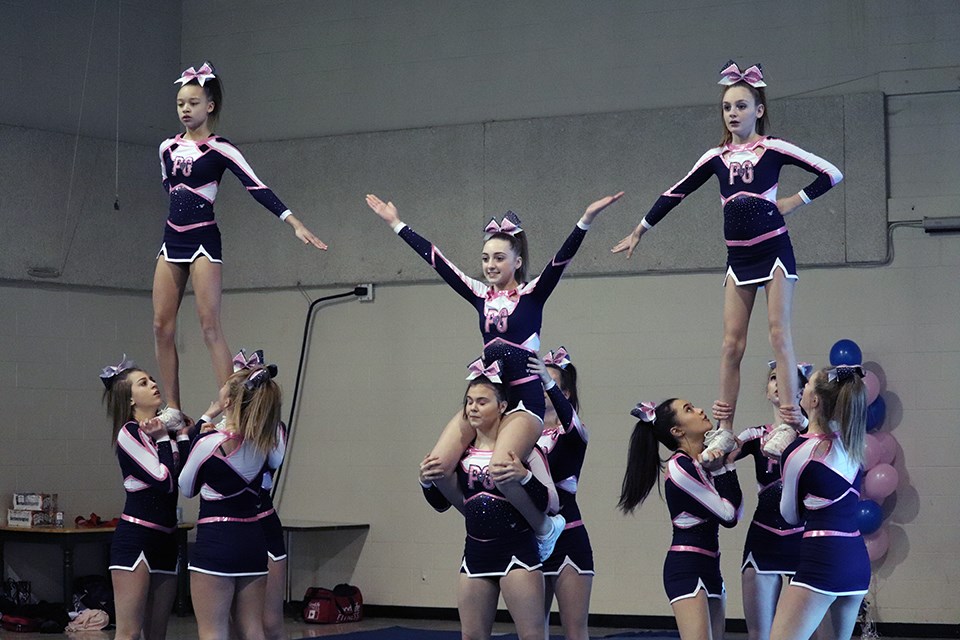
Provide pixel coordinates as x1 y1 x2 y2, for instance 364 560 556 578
527 356 551 385
582 191 625 224
293 223 328 250
776 194 804 216
489 451 529 485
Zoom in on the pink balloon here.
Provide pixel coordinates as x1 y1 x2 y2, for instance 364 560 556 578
863 371 881 405
863 463 899 502
864 526 889 562
873 431 898 466
863 433 882 470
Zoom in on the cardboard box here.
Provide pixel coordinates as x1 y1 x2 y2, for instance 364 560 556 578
6 509 61 528
12 492 58 512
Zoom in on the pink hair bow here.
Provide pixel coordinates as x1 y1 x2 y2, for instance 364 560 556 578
466 358 503 384
630 401 657 423
100 353 136 388
483 211 523 238
543 346 571 369
718 60 766 88
175 62 217 87
768 360 816 379
233 349 264 372
826 365 864 383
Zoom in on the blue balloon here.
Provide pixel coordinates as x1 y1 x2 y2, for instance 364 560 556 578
866 396 887 432
857 499 883 535
830 339 863 366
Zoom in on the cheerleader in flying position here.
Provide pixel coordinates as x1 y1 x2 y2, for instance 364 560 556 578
528 349 594 640
153 62 326 431
769 366 869 640
368 191 622 560
419 361 557 640
101 355 188 640
613 61 843 459
619 399 743 640
179 363 285 640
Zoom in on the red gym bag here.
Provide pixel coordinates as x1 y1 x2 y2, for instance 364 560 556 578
302 584 363 624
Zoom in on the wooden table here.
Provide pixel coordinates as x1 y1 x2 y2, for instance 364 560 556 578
0 523 193 615
281 520 370 602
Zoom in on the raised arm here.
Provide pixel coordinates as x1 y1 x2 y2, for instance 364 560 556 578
117 420 176 493
668 455 742 526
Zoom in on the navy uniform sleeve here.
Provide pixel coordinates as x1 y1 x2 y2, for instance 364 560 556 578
711 465 743 528
735 426 765 462
421 483 453 513
640 148 721 230
766 138 843 204
669 455 741 526
396 224 489 304
116 422 177 493
208 137 292 219
546 383 587 442
526 223 589 303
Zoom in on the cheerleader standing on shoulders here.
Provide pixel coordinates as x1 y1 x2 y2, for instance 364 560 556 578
613 61 843 459
101 355 189 640
528 349 594 640
154 62 326 431
719 361 818 640
769 366 869 640
367 191 622 561
619 399 743 640
179 364 285 640
231 349 289 640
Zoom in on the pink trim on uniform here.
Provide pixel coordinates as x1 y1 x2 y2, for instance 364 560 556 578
803 529 861 538
197 515 262 524
725 225 787 247
563 519 584 530
720 184 778 206
753 521 804 536
669 545 720 557
482 336 537 353
120 514 176 533
256 508 276 519
508 374 539 386
166 219 218 232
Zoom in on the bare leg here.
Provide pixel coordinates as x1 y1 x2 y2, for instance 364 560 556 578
742 568 783 640
672 591 715 640
543 576 556 640
552 568 592 640
153 260 189 410
232 576 268 640
765 272 798 421
112 565 151 640
143 573 177 640
262 558 287 640
431 411 476 475
709 593 726 640
191 572 236 640
824 595 865 640
190 258 233 388
492 412 551 533
769 584 836 640
500 569 546 640
719 282 758 430
458 575 499 640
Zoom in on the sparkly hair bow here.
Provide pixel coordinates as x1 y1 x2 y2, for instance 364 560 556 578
100 354 135 388
543 346 571 369
630 401 657 424
768 360 816 379
244 364 278 390
718 60 766 88
483 211 523 238
466 358 503 384
174 62 217 87
233 349 265 372
826 365 865 383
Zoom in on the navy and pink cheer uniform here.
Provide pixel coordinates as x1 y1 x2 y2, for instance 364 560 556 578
639 136 842 286
109 422 182 574
158 134 292 263
662 452 743 603
422 445 556 577
179 425 285 576
736 424 804 574
780 433 870 596
395 220 592 420
537 382 594 576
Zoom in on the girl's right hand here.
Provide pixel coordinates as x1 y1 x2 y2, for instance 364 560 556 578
581 191 624 224
140 417 167 440
419 454 446 485
611 228 642 259
712 400 733 422
527 356 551 385
365 194 400 226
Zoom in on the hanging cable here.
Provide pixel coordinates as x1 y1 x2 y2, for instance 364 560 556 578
114 0 121 211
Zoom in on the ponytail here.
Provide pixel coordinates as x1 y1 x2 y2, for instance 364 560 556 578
547 361 580 412
618 399 679 513
224 367 281 455
814 368 867 466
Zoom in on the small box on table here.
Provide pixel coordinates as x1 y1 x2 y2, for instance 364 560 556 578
12 493 58 512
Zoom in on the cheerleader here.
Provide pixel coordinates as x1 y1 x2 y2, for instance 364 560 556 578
528 349 593 640
613 61 843 458
179 364 285 640
769 366 869 640
153 62 326 431
419 363 557 640
619 399 743 640
368 191 622 559
100 355 186 640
